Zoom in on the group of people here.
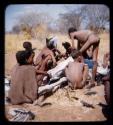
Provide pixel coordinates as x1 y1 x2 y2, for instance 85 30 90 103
7 27 110 106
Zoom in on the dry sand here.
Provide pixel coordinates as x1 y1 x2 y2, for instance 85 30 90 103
5 84 107 121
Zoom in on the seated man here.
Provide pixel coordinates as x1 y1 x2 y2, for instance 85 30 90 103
65 50 89 89
36 54 53 86
48 37 62 62
96 52 110 85
34 37 57 71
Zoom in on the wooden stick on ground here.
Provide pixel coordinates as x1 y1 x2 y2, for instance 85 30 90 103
38 77 68 95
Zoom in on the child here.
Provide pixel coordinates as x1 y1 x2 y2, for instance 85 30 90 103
68 27 100 86
62 42 75 59
65 50 89 89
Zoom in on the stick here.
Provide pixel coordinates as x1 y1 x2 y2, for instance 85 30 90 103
38 77 67 95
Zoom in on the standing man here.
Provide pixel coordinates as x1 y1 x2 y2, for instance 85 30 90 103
68 27 100 88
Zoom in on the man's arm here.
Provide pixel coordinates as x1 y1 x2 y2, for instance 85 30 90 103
50 52 57 66
52 48 61 54
36 70 48 76
69 32 78 49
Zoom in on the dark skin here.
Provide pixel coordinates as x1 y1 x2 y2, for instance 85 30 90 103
82 46 93 59
26 52 51 87
62 42 75 59
34 46 57 69
102 52 110 68
102 74 110 105
65 55 89 89
63 47 74 59
51 48 62 61
69 30 100 86
35 54 52 86
101 52 110 105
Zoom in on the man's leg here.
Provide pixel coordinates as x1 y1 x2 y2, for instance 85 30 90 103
92 41 100 83
104 81 110 105
82 64 89 85
92 61 98 83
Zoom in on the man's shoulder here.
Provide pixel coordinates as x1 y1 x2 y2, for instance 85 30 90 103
21 65 35 70
78 29 92 33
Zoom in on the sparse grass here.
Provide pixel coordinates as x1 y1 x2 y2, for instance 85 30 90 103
5 32 110 75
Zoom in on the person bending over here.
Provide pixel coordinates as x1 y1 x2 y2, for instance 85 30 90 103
68 27 100 87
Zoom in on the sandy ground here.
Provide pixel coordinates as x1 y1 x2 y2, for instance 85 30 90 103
4 33 110 122
5 84 107 122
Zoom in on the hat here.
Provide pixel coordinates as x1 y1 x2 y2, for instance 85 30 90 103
49 36 58 47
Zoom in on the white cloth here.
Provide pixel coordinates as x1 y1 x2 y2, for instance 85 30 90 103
47 56 74 77
97 66 109 75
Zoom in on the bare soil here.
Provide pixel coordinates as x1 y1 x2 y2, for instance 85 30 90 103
5 84 107 122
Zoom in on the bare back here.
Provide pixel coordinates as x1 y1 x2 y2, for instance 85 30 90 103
74 30 93 43
65 61 84 84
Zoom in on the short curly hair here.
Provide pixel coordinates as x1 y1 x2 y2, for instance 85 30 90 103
62 42 71 50
71 49 82 59
68 27 77 35
16 50 34 65
23 41 32 51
